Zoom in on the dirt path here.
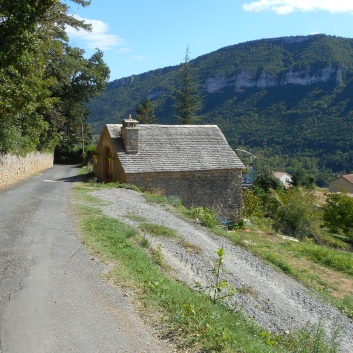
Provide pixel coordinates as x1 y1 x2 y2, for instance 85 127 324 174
91 188 353 353
0 165 174 353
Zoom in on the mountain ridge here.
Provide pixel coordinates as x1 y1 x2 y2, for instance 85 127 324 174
88 34 353 185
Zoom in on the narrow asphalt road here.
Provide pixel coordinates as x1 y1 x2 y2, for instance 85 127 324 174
0 165 172 353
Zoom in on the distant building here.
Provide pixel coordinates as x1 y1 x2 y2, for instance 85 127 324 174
329 174 353 193
273 172 292 189
93 116 245 219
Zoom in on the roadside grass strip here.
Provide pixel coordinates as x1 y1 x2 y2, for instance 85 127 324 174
73 184 340 353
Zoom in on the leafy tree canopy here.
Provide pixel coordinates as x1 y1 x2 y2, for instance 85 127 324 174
0 0 110 157
323 191 353 242
254 167 283 192
290 168 315 189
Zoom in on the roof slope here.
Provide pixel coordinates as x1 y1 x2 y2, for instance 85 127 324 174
106 124 244 173
273 172 292 179
330 174 353 184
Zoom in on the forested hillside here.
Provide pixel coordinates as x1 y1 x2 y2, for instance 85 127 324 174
88 35 353 185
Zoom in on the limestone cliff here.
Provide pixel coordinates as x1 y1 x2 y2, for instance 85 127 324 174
203 65 344 93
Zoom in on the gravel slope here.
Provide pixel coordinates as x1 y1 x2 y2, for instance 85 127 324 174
91 188 353 353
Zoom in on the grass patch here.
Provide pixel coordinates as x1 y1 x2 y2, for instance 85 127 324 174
144 192 170 204
139 222 179 238
78 167 94 177
299 244 353 276
259 251 297 276
124 212 147 222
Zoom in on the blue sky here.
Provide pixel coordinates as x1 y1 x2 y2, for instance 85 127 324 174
66 0 353 81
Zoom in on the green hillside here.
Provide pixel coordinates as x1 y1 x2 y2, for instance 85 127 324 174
88 34 353 185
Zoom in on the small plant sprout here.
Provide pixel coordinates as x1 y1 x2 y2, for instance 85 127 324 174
195 247 237 305
153 244 164 265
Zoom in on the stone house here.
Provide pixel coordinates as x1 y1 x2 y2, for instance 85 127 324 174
93 116 245 219
329 174 353 193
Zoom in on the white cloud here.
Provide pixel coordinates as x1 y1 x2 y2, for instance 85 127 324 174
243 0 353 15
116 48 132 53
66 15 123 50
124 56 145 64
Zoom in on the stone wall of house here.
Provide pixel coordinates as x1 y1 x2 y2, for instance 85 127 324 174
0 152 53 190
126 169 243 220
329 178 353 193
93 128 127 183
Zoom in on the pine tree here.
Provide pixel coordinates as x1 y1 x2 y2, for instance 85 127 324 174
174 46 202 124
135 98 156 124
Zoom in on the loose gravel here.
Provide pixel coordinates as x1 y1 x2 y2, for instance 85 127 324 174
91 188 353 353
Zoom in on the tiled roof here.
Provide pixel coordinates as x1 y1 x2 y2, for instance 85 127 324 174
330 174 353 184
273 172 291 179
341 174 353 184
106 124 244 173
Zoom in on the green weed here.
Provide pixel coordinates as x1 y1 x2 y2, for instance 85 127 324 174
140 236 149 248
151 244 164 266
188 206 218 228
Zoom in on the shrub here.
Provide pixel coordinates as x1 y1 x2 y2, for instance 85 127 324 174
268 188 321 239
83 144 97 164
242 189 264 218
189 206 218 228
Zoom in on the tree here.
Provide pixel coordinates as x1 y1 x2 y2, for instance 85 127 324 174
174 46 202 124
323 191 353 242
0 0 110 157
268 187 321 239
254 167 283 192
135 98 156 124
290 168 315 189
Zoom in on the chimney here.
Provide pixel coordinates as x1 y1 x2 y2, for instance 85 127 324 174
121 115 139 154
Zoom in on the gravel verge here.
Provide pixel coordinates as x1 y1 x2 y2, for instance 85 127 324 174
91 188 353 353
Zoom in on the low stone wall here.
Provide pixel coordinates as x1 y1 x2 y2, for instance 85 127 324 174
0 152 53 190
126 169 243 220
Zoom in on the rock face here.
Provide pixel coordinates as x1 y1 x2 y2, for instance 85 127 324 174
110 76 135 88
203 65 344 93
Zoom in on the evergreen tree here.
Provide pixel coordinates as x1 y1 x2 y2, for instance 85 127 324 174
174 46 202 124
135 98 156 124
